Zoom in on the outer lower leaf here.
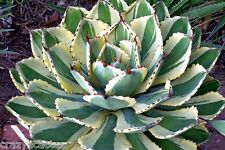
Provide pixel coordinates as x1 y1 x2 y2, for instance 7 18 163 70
71 18 109 64
161 64 207 106
207 14 225 39
130 15 163 67
188 47 220 71
126 133 161 150
148 107 198 139
78 115 132 150
87 1 120 25
107 0 128 12
105 68 147 96
30 29 43 59
209 120 225 136
9 68 25 93
154 33 192 85
60 6 88 33
47 43 84 94
31 120 89 143
55 98 106 129
83 95 136 110
169 0 188 15
160 16 192 42
180 123 209 145
182 2 225 20
26 80 83 118
16 58 59 89
183 92 225 120
122 0 155 23
113 108 162 133
133 83 171 114
6 96 48 125
155 1 170 22
154 137 197 150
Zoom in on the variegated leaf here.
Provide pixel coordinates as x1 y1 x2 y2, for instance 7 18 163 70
47 43 84 94
113 108 162 133
133 82 171 114
31 120 89 144
9 68 25 93
122 0 155 23
126 133 161 150
26 80 83 118
148 107 198 139
107 0 128 12
56 98 106 129
92 61 125 88
154 1 170 22
87 1 120 25
83 95 136 110
130 15 163 67
16 57 59 89
61 6 88 33
6 96 48 125
71 18 109 64
105 68 147 96
188 47 220 71
154 33 192 85
183 92 225 120
78 115 132 150
30 29 43 59
160 16 193 43
161 64 207 106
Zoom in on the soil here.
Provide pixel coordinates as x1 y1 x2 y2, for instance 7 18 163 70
0 0 225 150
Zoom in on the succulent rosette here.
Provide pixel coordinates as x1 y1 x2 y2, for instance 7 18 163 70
6 0 225 149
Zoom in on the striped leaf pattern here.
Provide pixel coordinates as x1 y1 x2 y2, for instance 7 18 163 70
6 0 224 149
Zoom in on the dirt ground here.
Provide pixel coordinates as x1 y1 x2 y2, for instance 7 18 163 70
0 0 225 149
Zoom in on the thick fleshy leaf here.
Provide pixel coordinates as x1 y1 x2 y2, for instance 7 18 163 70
98 43 130 65
61 6 87 33
180 123 209 144
107 0 128 12
188 47 220 71
195 76 220 96
87 1 120 25
105 21 133 46
133 82 171 114
92 61 125 88
31 120 89 143
119 40 141 69
56 98 106 129
26 80 83 118
113 108 162 133
148 107 198 139
154 137 197 150
78 115 132 150
209 120 225 136
6 96 48 125
9 68 25 93
83 95 136 110
130 15 163 67
16 58 59 89
122 0 155 23
155 1 170 22
161 64 207 106
192 28 201 49
71 18 109 64
183 92 225 120
47 43 84 94
136 47 164 94
154 33 192 85
30 29 43 59
160 16 192 43
105 68 147 96
126 133 161 150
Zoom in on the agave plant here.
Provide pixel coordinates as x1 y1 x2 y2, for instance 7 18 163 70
6 0 225 149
